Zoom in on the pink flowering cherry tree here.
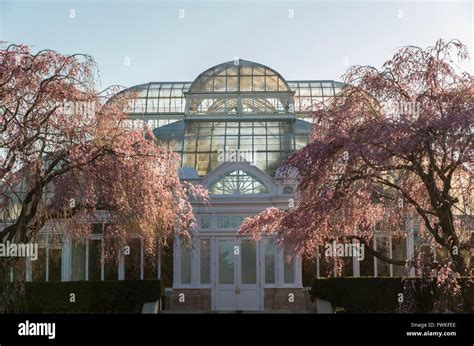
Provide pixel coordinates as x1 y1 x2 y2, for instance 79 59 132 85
240 39 473 276
0 44 207 276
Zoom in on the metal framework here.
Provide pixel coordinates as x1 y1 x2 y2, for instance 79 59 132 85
114 60 346 176
208 170 268 195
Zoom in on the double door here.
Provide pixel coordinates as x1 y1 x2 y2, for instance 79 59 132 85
214 237 261 311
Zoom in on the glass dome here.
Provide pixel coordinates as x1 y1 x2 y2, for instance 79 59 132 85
188 59 290 93
186 60 294 115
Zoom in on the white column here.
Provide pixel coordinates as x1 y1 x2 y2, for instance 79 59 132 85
352 240 360 277
118 246 125 280
61 238 71 281
276 248 284 287
295 255 302 288
407 218 415 276
140 238 144 280
100 236 105 281
191 236 199 285
389 235 393 277
373 236 378 277
45 248 49 282
85 240 89 280
211 236 217 310
316 254 320 278
25 257 32 282
173 237 179 287
157 240 162 280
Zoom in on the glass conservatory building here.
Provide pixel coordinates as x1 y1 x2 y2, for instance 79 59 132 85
0 60 421 311
118 60 346 311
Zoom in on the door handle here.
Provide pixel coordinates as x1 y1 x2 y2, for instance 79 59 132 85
235 287 240 294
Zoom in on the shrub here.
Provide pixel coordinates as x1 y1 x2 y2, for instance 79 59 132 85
310 276 474 313
0 280 163 313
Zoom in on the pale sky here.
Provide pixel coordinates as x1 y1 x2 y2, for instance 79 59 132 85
1 0 472 89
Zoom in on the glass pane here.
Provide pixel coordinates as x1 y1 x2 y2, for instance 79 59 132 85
200 215 211 229
376 237 390 276
12 258 26 281
71 240 86 281
181 242 191 284
217 216 230 228
227 76 238 91
284 250 295 284
240 66 252 75
200 239 211 284
240 76 252 91
253 76 265 91
241 240 256 284
92 224 103 234
125 238 141 280
88 239 101 281
264 239 275 284
214 76 226 91
392 237 407 276
144 241 157 280
0 257 11 282
360 250 374 277
342 255 353 277
230 216 244 228
32 248 46 282
104 258 118 281
227 66 238 75
266 75 278 91
48 248 62 282
218 240 234 284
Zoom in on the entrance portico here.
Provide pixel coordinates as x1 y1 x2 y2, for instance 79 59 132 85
171 162 305 311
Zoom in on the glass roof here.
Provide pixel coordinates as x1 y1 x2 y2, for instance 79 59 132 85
112 60 347 177
188 59 291 93
186 60 294 115
288 80 346 115
117 79 345 119
119 82 190 115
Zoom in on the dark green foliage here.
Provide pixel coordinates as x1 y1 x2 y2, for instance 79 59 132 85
310 277 474 313
0 280 163 313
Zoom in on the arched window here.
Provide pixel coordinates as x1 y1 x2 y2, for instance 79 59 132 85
209 170 268 195
283 186 293 194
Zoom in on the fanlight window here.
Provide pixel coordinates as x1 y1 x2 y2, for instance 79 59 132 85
209 170 268 195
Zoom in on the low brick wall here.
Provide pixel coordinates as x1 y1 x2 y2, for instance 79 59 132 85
169 289 212 311
167 287 314 312
264 288 313 311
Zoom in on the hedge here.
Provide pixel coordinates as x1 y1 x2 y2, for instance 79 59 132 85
0 280 163 313
310 277 474 313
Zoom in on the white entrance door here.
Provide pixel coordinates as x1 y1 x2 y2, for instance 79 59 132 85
214 237 261 311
